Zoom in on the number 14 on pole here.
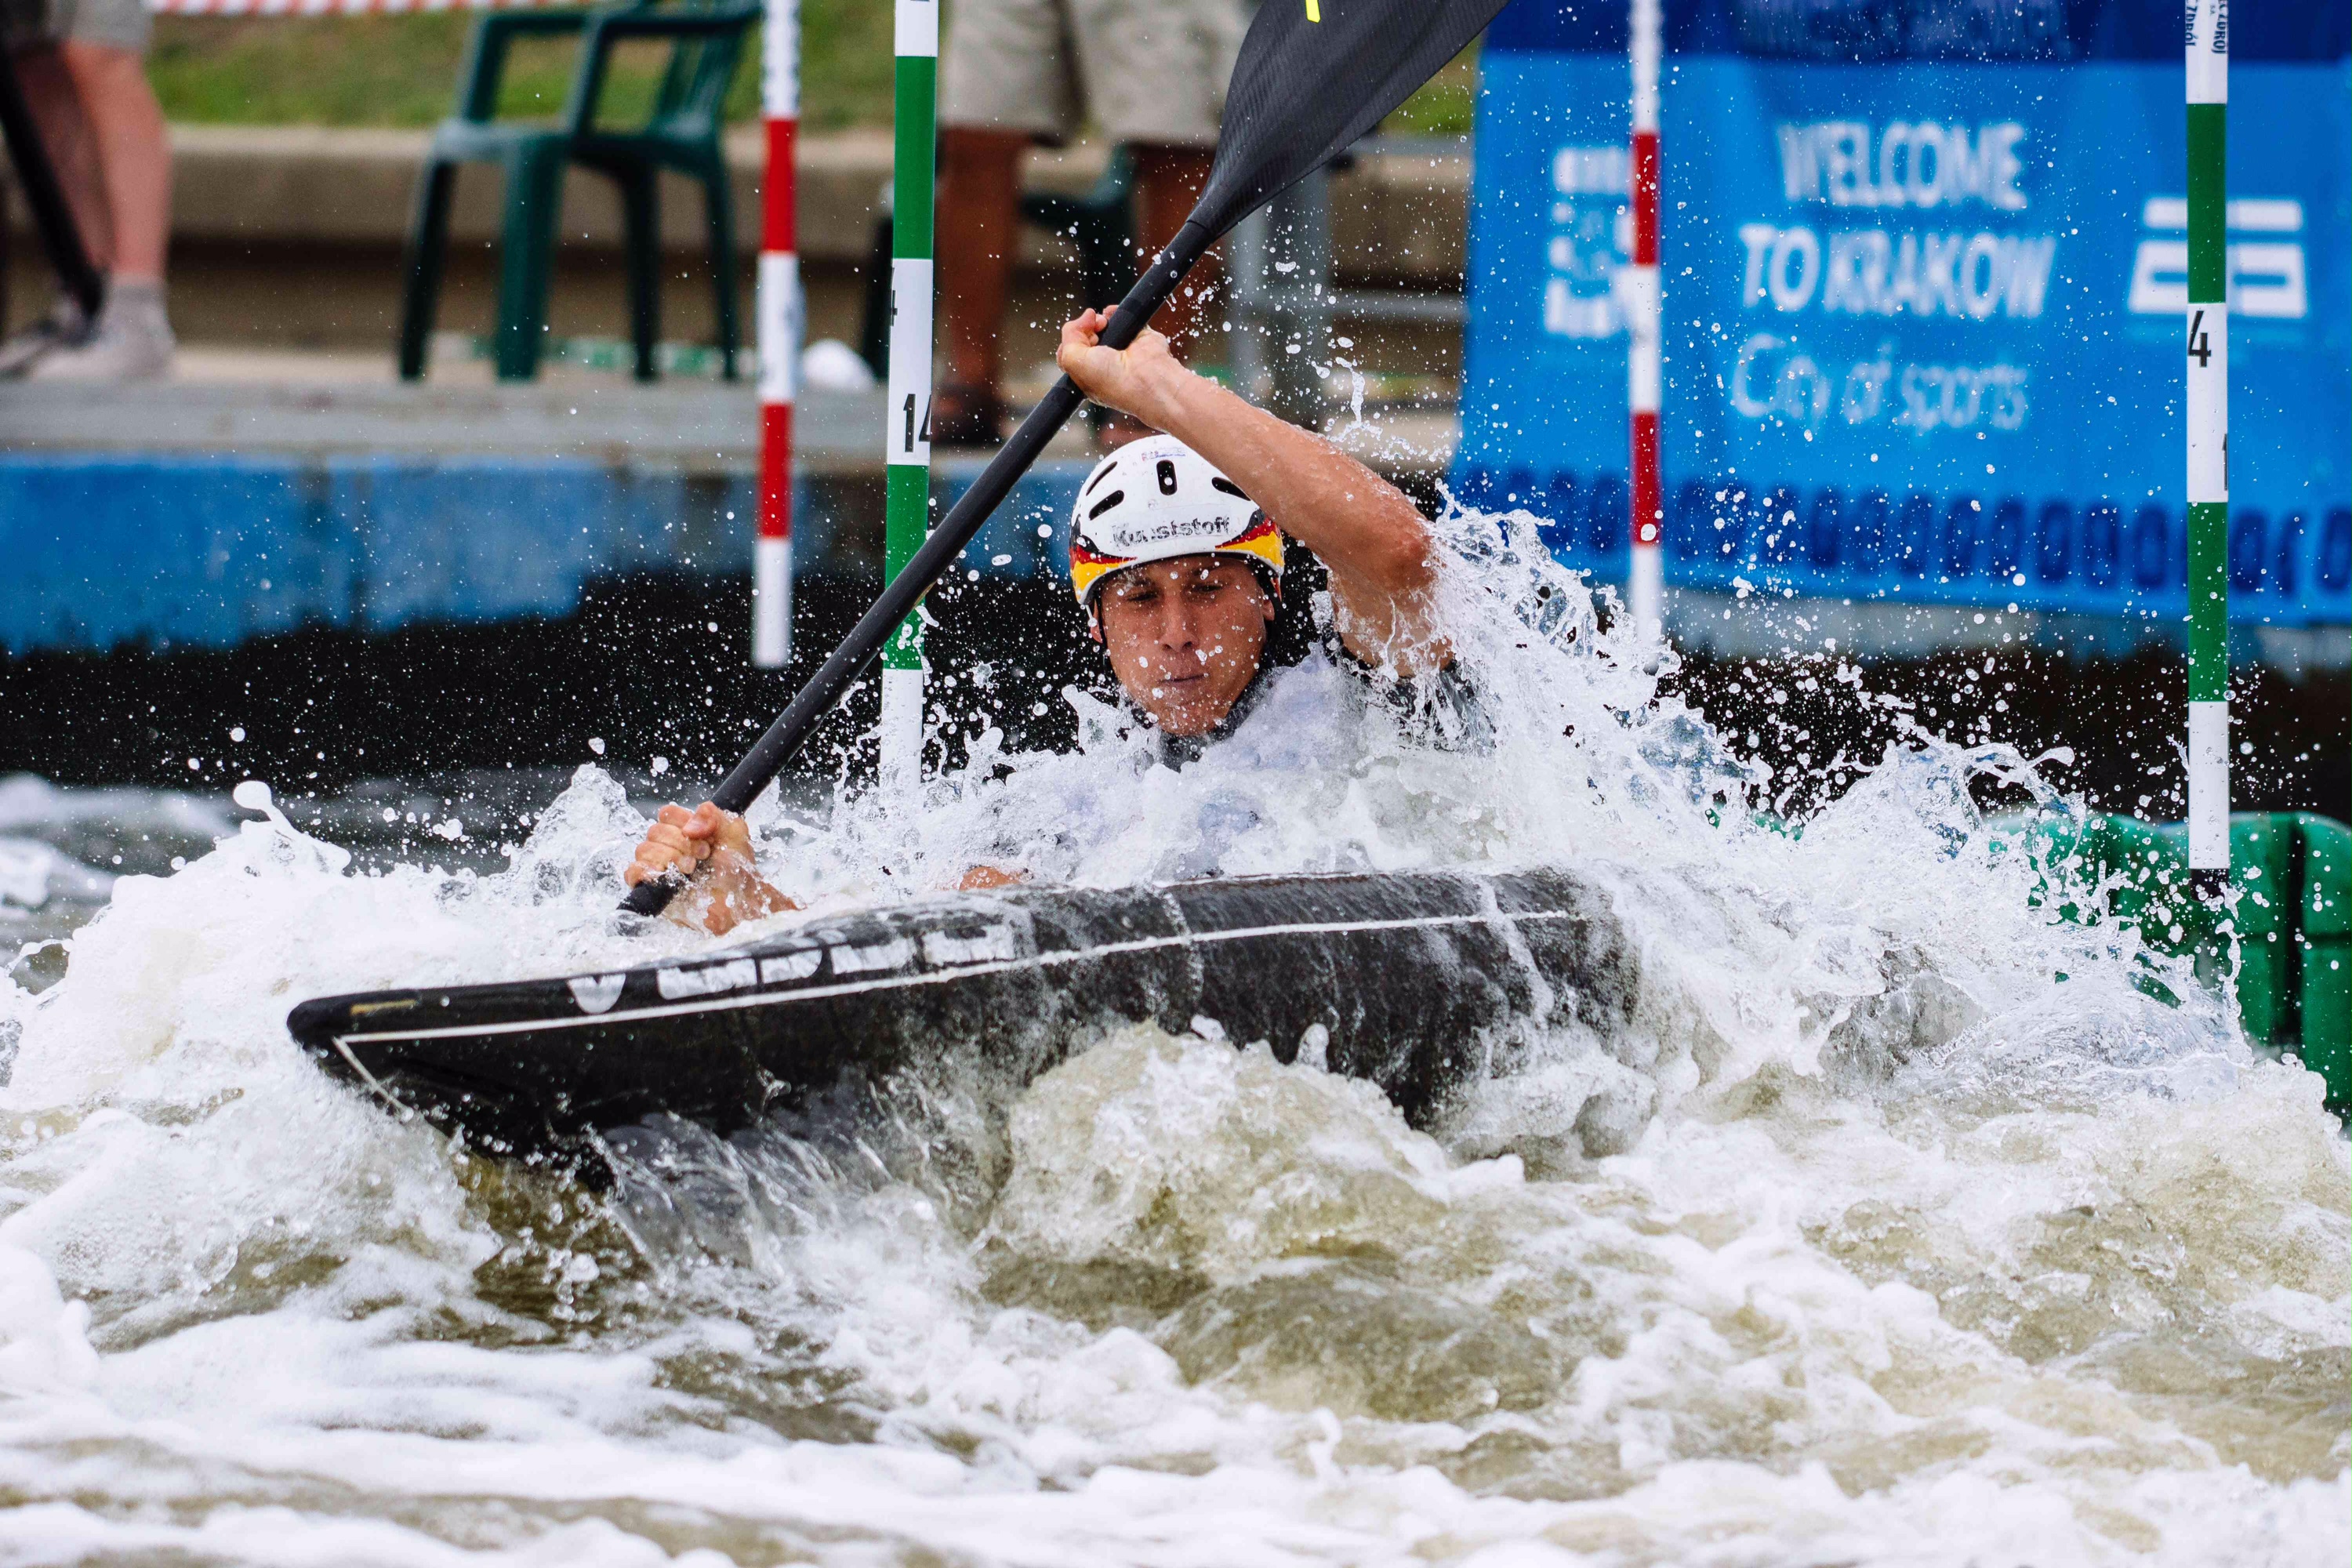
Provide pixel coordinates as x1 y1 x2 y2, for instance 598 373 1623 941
880 0 938 781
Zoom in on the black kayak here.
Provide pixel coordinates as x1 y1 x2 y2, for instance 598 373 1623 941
288 866 1638 1168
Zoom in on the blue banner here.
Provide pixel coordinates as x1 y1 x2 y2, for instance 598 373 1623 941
1456 0 2351 627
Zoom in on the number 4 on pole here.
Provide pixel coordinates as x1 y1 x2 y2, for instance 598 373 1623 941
2183 0 2228 903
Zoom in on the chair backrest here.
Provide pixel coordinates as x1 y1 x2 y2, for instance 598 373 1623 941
644 0 760 132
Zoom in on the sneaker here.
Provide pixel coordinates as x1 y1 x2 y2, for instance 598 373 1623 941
0 296 92 379
29 285 173 383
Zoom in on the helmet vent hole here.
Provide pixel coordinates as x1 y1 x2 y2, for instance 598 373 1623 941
1210 477 1248 499
1087 489 1127 521
1156 459 1179 495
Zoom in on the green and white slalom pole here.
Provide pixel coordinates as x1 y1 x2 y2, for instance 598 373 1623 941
2186 0 2228 902
879 0 937 779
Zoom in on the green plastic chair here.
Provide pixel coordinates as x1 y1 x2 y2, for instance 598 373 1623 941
395 0 757 383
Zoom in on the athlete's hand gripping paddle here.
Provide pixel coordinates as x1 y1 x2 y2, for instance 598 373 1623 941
622 0 1510 918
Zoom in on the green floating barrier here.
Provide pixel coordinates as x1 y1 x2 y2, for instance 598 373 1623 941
2032 811 2352 1113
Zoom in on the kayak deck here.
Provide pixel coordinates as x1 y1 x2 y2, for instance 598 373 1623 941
289 866 1638 1168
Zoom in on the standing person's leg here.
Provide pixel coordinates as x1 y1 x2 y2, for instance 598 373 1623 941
1 0 111 373
1065 0 1237 439
29 0 171 380
55 38 166 282
1130 144 1214 351
935 125 1028 434
1065 0 1239 444
8 44 114 271
936 0 1077 445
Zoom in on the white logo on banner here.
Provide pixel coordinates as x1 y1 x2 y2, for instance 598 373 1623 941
1543 145 1631 339
2127 198 2307 319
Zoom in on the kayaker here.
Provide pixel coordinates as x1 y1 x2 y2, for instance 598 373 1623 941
626 309 1469 932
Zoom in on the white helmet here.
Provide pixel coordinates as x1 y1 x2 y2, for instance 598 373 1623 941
1066 434 1284 609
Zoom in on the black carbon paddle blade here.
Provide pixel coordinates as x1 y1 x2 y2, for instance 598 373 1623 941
1194 0 1511 239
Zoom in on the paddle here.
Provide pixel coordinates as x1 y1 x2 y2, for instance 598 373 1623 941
622 0 1509 918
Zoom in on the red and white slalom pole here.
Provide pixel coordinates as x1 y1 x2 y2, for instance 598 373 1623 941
753 0 800 668
1624 0 1663 640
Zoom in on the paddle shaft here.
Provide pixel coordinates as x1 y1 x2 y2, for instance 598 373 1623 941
620 221 1210 917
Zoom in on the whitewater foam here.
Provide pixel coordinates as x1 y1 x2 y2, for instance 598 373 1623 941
0 499 2343 1564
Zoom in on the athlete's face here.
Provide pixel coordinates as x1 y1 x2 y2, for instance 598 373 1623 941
1093 556 1276 737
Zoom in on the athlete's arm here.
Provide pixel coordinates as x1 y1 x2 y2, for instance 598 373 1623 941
626 802 796 935
1056 310 1447 673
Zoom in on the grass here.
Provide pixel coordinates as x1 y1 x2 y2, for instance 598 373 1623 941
149 5 1468 136
148 0 887 129
1385 47 1478 138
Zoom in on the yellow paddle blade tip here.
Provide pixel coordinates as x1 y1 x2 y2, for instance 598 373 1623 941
1305 0 1319 19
